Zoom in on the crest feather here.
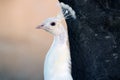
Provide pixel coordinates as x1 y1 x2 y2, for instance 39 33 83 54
57 2 76 20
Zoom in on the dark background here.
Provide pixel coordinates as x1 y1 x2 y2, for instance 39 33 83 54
59 0 120 80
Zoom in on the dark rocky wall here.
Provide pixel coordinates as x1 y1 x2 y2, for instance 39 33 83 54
59 0 120 80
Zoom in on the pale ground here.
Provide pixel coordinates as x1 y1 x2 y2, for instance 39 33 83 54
0 0 66 80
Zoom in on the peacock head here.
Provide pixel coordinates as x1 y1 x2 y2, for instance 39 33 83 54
36 2 76 35
36 16 64 35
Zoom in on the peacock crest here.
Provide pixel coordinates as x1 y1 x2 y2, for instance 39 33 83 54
57 2 76 20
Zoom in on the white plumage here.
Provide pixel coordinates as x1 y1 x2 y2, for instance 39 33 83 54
44 24 72 80
36 2 76 80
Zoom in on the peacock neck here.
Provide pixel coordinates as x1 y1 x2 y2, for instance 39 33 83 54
44 25 73 80
54 27 68 45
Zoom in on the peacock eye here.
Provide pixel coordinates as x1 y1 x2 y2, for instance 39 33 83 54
50 22 56 26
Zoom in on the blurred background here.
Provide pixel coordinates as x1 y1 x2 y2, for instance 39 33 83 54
0 0 62 80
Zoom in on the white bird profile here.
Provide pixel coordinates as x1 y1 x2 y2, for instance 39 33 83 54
36 2 76 80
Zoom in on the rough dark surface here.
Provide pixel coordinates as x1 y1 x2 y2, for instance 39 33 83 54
59 0 120 80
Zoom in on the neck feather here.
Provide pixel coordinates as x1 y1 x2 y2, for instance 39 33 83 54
54 26 68 44
44 25 73 80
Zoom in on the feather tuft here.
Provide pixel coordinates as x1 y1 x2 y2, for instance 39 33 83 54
60 2 76 19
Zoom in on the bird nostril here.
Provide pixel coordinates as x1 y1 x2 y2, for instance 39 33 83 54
36 24 44 29
41 24 44 27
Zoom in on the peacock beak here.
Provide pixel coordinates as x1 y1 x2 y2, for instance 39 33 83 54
36 24 44 29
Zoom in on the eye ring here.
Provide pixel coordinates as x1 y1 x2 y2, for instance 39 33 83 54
50 22 56 26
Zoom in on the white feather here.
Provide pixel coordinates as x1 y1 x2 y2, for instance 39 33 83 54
60 2 76 19
37 2 76 80
56 2 76 20
44 24 73 80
